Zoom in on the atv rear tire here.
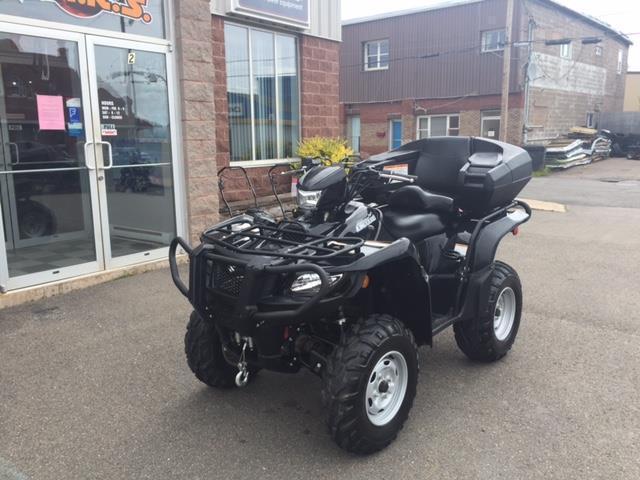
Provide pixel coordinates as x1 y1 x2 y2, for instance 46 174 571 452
454 261 522 362
185 311 252 388
322 314 419 454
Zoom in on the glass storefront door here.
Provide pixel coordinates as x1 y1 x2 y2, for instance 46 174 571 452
0 25 179 291
0 26 102 290
86 38 177 269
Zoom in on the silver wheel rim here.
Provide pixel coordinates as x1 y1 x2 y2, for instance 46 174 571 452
365 351 408 426
493 287 517 341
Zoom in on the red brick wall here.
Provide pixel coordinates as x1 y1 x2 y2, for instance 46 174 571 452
211 16 230 176
210 19 341 204
345 93 524 158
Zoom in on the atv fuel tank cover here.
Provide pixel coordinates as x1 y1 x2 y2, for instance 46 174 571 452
299 165 346 191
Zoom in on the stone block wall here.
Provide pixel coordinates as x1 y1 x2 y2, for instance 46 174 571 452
523 0 629 141
175 0 219 242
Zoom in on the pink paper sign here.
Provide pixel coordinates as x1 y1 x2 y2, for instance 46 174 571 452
36 94 66 131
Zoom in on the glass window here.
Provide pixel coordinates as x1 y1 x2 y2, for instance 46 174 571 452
224 24 299 162
481 29 506 53
364 40 389 71
560 43 572 59
276 35 300 158
226 25 252 162
595 45 603 57
448 115 460 135
617 49 624 74
481 111 501 139
252 30 276 161
416 115 460 138
430 117 448 137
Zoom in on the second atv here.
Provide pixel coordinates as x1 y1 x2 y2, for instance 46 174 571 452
170 136 532 454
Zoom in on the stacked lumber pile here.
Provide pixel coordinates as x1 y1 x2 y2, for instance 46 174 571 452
545 127 612 169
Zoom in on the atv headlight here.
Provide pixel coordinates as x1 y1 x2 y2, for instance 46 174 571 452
297 189 322 209
290 273 343 295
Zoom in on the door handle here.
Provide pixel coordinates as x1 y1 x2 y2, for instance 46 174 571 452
7 142 20 165
96 141 114 170
83 141 97 170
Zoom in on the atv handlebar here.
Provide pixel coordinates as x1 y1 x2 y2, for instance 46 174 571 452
379 172 416 183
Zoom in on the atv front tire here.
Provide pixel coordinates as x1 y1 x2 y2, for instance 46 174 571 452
185 311 252 388
454 261 522 362
322 314 419 454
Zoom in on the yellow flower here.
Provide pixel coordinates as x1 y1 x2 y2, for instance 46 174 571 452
296 137 355 165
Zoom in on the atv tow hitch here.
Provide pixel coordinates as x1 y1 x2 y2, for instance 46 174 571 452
235 341 250 387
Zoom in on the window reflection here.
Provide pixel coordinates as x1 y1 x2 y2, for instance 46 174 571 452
225 24 300 162
0 32 96 279
277 35 299 158
225 25 252 162
94 46 176 257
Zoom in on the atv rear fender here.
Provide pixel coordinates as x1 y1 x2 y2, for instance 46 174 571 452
467 201 531 271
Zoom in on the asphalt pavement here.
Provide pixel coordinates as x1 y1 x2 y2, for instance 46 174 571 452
1 158 639 479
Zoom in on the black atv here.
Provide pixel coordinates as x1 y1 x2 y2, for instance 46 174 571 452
169 137 532 454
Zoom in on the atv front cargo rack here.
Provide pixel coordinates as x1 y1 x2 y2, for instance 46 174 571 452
200 217 365 262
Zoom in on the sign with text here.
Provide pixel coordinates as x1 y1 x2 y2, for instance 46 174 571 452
0 0 164 39
36 95 65 131
51 0 153 24
232 0 309 28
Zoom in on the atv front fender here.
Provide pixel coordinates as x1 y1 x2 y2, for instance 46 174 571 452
335 239 433 346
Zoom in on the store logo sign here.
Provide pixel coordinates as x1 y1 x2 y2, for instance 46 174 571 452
33 0 153 24
232 0 310 28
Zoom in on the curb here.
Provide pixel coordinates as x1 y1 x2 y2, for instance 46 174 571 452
0 255 188 310
518 198 567 213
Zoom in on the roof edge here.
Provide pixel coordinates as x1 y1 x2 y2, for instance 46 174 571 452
534 0 632 46
342 0 482 26
342 0 632 46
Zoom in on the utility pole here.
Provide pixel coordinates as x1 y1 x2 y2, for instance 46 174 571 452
499 0 516 142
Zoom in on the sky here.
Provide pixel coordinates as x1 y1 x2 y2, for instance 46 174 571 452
341 0 640 71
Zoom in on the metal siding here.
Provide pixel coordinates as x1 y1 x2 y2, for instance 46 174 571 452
210 0 341 41
340 0 522 104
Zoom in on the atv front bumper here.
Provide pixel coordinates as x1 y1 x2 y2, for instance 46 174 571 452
169 237 355 334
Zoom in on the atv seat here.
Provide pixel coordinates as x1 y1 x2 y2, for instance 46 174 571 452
383 186 452 241
382 211 446 242
388 186 454 213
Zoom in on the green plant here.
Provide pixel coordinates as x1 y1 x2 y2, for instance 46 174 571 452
532 167 551 177
296 137 354 165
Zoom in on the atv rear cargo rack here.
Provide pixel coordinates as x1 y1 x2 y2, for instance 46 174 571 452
200 217 365 262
